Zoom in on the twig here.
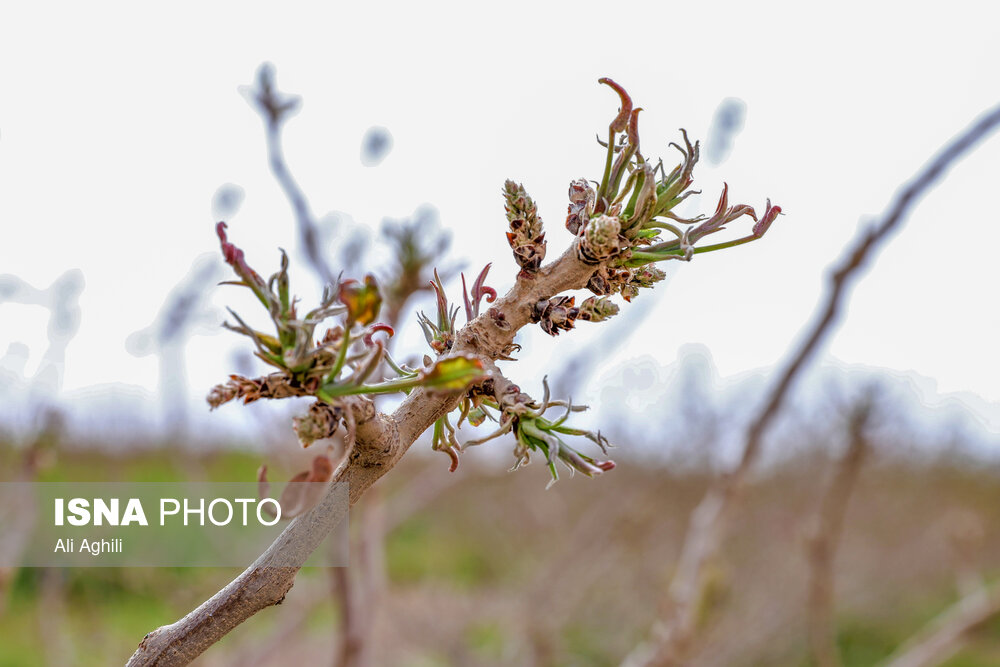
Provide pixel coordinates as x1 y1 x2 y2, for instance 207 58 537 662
622 100 1000 667
880 583 1000 667
806 402 871 667
127 243 597 666
246 64 336 286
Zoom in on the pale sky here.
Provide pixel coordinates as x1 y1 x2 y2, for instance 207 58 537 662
1 1 999 432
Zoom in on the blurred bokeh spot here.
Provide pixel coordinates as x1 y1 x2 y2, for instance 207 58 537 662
360 125 394 167
211 183 246 220
706 97 747 166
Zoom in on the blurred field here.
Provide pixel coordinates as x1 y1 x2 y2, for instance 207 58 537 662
3 439 1000 667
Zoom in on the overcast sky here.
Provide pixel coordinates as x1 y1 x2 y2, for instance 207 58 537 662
1 1 998 433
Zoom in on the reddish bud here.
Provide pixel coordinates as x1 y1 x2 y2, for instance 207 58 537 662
753 200 783 238
216 221 266 293
598 77 634 133
362 323 395 346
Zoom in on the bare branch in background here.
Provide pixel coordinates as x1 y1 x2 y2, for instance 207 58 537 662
623 100 1000 666
379 206 453 325
0 269 83 398
126 255 222 436
0 410 62 614
945 510 987 598
805 400 871 667
242 63 336 286
880 584 1000 667
705 97 746 166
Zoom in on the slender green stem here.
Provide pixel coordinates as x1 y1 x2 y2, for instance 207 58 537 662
383 350 411 377
321 374 422 398
324 328 352 384
596 129 616 210
626 250 681 264
642 220 685 239
689 234 757 254
625 234 759 267
432 418 444 448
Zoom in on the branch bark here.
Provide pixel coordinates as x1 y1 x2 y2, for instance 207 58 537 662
126 243 596 666
622 101 1000 667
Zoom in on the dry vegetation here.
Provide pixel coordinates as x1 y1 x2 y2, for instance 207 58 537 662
4 441 1000 666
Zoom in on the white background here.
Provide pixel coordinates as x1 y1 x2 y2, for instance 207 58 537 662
1 1 998 436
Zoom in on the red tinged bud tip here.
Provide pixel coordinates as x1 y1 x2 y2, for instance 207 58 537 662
598 77 634 133
216 221 243 267
753 200 783 238
362 323 395 346
626 108 643 147
596 460 616 472
462 263 498 320
216 221 265 286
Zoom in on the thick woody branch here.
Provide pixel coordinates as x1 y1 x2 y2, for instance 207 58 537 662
622 101 1000 667
126 243 596 666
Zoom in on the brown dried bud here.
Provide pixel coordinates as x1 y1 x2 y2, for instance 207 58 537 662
488 307 510 330
586 264 632 296
292 401 343 448
207 380 239 410
566 178 595 235
531 296 580 336
206 373 308 409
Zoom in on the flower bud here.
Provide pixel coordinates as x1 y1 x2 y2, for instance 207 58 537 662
503 180 547 275
292 401 342 448
578 214 623 264
566 178 595 235
577 296 620 322
753 199 783 238
631 265 666 288
531 296 580 336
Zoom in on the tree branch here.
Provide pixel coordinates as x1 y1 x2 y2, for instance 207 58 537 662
126 243 596 666
622 100 1000 667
